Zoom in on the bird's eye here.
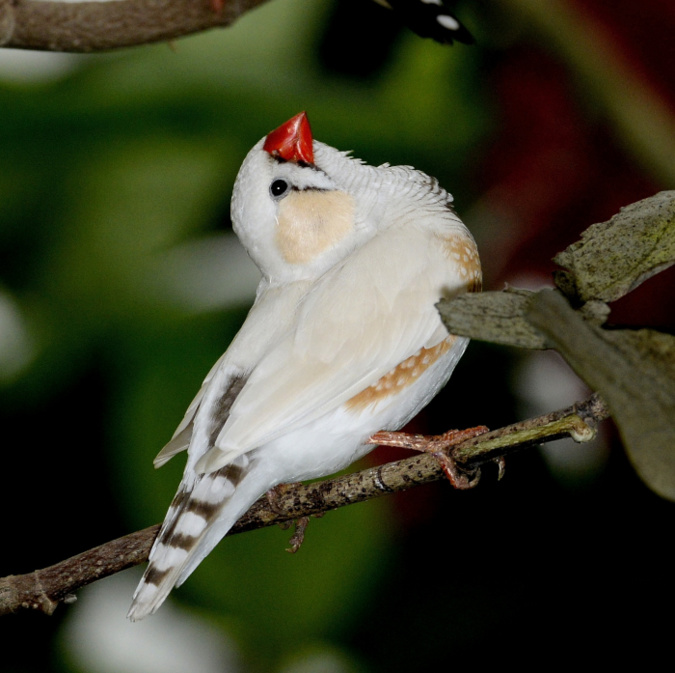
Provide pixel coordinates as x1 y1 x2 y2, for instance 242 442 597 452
270 179 290 199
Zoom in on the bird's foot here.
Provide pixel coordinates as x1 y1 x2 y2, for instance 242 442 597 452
368 425 490 490
265 483 320 553
265 482 301 514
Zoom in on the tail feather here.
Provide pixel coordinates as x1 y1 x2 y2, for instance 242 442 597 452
128 455 259 621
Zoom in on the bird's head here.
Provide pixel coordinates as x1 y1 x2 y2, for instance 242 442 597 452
231 112 376 284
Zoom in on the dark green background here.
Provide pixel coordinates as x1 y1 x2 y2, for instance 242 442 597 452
2 1 673 671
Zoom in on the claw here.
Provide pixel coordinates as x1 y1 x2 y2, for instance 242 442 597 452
432 450 482 489
368 425 490 489
266 484 319 552
286 516 310 553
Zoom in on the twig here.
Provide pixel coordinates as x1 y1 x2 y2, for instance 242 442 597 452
0 393 610 617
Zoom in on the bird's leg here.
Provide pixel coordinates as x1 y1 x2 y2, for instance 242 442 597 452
368 426 490 489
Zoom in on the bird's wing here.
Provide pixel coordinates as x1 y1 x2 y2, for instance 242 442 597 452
196 223 472 473
153 280 312 470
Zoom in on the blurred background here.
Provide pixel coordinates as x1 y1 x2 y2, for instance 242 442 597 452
1 0 674 671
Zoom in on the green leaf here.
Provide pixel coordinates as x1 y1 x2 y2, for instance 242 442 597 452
526 289 675 501
437 289 547 349
553 190 675 303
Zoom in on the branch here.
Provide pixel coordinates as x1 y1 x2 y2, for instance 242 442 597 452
0 0 270 52
0 393 608 617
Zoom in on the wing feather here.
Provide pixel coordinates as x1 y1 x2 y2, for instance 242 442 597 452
155 281 313 472
154 424 193 468
197 222 472 472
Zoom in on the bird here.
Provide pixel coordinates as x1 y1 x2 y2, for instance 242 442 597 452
128 112 482 620
373 0 474 45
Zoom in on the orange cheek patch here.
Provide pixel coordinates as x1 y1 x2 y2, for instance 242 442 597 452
440 233 482 292
276 190 355 265
345 335 457 412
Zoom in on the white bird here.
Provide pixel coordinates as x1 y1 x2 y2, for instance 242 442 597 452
128 112 481 620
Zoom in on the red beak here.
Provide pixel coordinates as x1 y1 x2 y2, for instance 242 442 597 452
263 112 314 164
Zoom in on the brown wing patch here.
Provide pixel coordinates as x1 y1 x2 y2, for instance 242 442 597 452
209 374 247 446
345 336 457 412
276 190 354 264
439 233 482 292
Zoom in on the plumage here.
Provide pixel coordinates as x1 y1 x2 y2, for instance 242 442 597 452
128 112 481 621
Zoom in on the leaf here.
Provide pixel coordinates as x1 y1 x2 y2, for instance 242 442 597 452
526 289 675 501
437 289 548 349
553 190 675 303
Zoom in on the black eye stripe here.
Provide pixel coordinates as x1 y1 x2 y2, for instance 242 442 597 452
270 179 330 199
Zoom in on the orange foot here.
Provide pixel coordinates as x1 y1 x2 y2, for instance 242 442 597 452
368 426 491 489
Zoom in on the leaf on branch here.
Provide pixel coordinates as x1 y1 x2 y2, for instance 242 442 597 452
437 288 548 349
553 190 675 303
438 287 617 348
526 289 675 501
439 191 675 347
438 191 675 500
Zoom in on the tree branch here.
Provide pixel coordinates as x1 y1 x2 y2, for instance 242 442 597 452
0 393 609 617
0 0 270 52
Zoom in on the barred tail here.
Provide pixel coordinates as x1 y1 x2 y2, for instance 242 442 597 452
128 455 260 621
